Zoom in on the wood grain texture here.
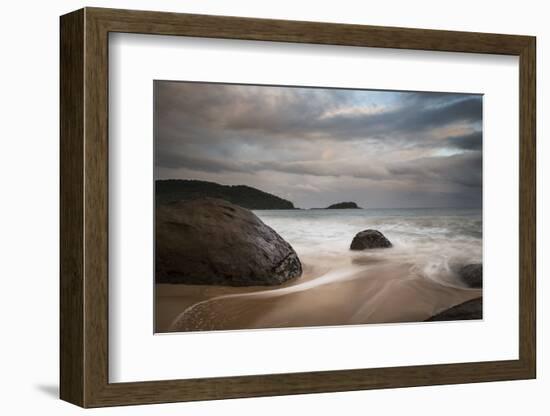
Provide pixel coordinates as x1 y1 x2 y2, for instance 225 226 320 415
89 7 532 54
59 8 84 407
59 7 537 408
83 11 110 406
518 38 536 375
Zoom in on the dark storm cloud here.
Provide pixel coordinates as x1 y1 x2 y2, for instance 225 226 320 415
445 131 482 151
155 81 483 208
167 147 481 191
156 82 481 142
162 153 390 180
388 152 482 188
159 153 249 173
155 82 351 135
306 95 482 145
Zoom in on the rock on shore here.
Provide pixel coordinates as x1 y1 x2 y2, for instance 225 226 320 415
457 263 482 288
350 229 392 250
425 297 482 321
155 198 302 286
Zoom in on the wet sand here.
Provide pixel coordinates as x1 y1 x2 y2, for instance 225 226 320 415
155 253 481 333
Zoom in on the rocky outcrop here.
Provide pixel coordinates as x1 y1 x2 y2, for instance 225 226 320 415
350 229 392 250
457 263 482 288
155 198 302 286
425 297 482 322
326 202 361 209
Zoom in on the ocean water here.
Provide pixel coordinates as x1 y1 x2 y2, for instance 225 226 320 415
254 208 482 289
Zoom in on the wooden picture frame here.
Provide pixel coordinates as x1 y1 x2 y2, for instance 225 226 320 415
60 7 536 408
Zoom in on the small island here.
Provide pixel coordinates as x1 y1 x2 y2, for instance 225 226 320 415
325 202 361 209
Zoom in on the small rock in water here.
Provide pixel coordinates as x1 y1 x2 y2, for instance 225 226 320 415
350 229 392 250
457 263 482 288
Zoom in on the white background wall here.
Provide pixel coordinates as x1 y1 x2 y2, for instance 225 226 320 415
0 1 546 414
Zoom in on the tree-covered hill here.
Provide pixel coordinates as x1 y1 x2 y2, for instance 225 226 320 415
156 179 295 210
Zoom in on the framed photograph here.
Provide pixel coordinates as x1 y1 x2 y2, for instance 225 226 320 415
60 7 536 407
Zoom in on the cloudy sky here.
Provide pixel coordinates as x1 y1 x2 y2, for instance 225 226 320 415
155 81 482 209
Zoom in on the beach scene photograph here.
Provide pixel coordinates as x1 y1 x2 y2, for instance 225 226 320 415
154 80 483 333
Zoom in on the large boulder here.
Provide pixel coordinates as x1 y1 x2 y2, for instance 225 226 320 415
155 198 302 286
457 263 482 288
425 297 482 321
350 229 392 250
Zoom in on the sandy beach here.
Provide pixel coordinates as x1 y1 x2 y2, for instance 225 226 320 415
156 263 481 332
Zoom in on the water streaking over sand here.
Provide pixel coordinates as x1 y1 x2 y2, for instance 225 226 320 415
156 208 482 332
